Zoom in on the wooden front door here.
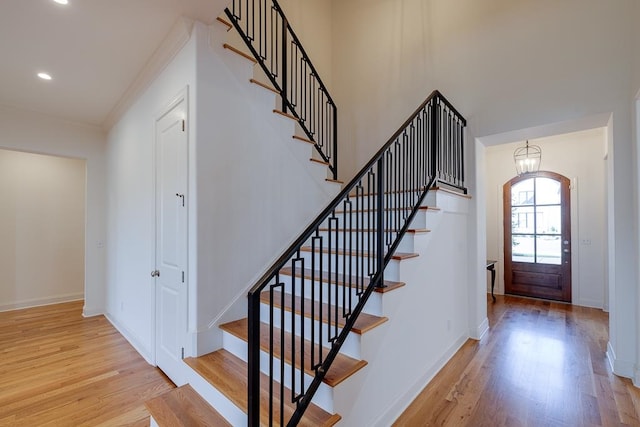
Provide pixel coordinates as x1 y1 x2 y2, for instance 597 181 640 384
503 171 571 302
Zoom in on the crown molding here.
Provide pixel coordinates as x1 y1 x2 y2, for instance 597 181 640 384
102 17 194 131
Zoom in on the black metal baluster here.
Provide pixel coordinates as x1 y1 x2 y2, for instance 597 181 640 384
376 157 385 288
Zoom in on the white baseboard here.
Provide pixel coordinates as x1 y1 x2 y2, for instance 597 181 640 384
372 334 469 427
0 293 84 313
607 341 635 379
471 317 490 340
105 312 154 366
82 305 103 317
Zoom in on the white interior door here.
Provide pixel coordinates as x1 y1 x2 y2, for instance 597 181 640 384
154 94 188 385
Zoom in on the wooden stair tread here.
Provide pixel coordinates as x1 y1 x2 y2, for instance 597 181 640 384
348 187 427 198
310 158 330 166
184 350 341 427
431 186 471 198
299 246 418 261
222 43 257 64
261 290 388 334
216 16 232 31
279 266 405 293
220 318 367 387
334 205 440 214
325 178 343 184
293 135 314 145
145 384 232 427
273 109 298 121
316 227 430 235
249 78 279 95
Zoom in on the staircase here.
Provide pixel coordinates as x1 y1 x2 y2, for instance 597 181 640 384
146 2 469 425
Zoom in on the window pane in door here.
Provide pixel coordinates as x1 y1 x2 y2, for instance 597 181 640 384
536 205 561 234
512 235 535 263
511 179 534 206
536 178 561 205
536 235 561 264
511 206 535 234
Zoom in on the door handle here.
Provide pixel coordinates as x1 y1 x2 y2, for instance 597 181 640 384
151 270 160 277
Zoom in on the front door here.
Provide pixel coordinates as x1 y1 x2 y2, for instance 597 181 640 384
503 171 571 302
154 93 188 385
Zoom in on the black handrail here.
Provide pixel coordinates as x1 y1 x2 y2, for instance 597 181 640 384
246 90 466 426
224 0 338 180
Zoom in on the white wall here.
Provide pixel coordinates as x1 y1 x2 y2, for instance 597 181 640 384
105 20 197 362
193 21 338 352
0 106 106 316
485 129 607 309
279 0 333 91
335 193 471 426
331 0 637 378
105 20 339 361
332 0 437 179
0 149 85 311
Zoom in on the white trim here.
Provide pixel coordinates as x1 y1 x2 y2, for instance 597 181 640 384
0 293 84 313
472 317 490 340
105 312 154 365
82 305 103 317
102 17 194 130
371 334 469 427
607 341 635 379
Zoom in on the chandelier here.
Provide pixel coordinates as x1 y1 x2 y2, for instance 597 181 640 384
513 140 541 175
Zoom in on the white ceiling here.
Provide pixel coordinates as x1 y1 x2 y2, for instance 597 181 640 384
0 0 222 127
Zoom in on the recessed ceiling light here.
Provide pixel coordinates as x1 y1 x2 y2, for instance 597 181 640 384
38 72 52 80
53 0 69 4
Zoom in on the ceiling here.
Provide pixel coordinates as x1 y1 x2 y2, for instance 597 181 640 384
0 0 222 128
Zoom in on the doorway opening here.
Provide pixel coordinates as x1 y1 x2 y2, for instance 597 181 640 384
503 171 571 302
481 126 608 309
0 148 86 311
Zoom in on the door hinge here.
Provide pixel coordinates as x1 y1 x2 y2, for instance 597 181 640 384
181 347 184 359
182 271 185 283
182 120 185 132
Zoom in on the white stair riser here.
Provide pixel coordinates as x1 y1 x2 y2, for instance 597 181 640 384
296 251 402 282
277 274 384 317
339 192 433 211
307 160 331 182
186 364 248 427
247 83 278 111
310 230 417 253
221 331 335 413
321 209 430 229
259 303 362 359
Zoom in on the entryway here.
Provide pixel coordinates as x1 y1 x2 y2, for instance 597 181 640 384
483 127 607 309
503 171 571 302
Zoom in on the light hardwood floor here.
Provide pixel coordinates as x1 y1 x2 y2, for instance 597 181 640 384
0 301 175 426
395 295 640 427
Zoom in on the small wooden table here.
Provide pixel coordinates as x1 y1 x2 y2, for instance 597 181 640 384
486 260 497 302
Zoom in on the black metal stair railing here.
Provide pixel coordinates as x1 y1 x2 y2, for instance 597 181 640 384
224 0 338 179
246 90 466 426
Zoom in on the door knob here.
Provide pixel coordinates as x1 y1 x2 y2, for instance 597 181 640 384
151 270 160 277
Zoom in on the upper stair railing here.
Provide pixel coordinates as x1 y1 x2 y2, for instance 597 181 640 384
246 90 466 426
225 0 338 179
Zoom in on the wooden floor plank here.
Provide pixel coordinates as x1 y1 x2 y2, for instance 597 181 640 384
0 301 175 427
393 295 639 427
